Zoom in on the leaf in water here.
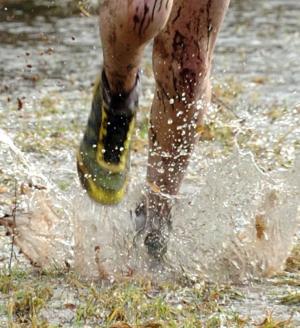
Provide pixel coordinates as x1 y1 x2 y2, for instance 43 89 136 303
139 323 162 328
64 303 76 310
17 97 23 110
110 323 132 328
0 186 7 193
251 76 268 84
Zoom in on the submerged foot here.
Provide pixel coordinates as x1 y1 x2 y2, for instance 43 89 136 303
144 229 168 259
134 193 173 260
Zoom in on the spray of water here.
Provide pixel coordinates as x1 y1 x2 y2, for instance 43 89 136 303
0 128 299 283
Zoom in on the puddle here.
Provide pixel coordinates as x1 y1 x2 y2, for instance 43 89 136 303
0 0 300 325
0 129 299 283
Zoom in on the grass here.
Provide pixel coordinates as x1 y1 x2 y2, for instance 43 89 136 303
2 265 299 327
255 312 293 328
0 268 52 327
286 244 300 273
0 93 84 164
280 293 300 306
0 267 252 327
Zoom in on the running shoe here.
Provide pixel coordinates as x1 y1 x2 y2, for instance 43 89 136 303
77 71 139 204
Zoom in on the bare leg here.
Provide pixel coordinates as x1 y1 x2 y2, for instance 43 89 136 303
144 0 230 248
99 0 173 93
78 1 174 204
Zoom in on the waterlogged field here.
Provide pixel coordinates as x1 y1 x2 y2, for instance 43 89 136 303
0 0 299 327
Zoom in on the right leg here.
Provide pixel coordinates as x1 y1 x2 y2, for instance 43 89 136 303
77 0 173 204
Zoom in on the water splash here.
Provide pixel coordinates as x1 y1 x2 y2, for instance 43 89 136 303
168 149 299 282
0 129 299 282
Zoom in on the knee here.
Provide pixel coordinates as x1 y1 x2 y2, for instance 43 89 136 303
153 36 211 103
101 0 172 44
175 61 210 101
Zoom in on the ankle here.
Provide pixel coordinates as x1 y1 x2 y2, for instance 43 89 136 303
104 67 139 95
102 69 140 114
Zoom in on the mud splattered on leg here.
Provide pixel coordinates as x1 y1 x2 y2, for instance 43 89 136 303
99 0 173 93
145 0 230 224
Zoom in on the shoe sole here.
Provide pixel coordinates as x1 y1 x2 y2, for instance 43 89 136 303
76 151 127 205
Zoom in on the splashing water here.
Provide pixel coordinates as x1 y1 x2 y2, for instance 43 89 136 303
0 128 299 283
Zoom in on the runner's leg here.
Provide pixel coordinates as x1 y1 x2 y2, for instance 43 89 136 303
100 0 174 93
78 1 174 204
143 0 230 256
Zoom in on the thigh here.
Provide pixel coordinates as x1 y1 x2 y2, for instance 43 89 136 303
153 0 230 99
161 0 230 53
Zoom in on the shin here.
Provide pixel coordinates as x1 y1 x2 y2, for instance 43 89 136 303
145 0 230 223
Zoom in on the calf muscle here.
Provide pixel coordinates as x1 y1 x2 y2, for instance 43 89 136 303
146 0 230 221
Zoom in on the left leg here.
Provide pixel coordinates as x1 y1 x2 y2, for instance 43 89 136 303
142 0 230 257
77 1 173 204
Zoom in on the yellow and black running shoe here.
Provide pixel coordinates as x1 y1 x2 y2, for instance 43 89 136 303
77 71 139 204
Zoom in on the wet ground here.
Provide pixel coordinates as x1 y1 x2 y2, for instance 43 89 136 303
0 0 300 327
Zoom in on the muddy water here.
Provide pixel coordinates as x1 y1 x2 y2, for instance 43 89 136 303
0 0 300 325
